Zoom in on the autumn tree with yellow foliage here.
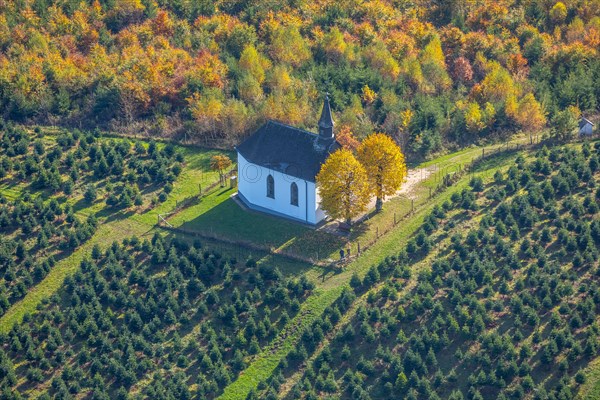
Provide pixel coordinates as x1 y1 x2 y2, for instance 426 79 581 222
510 93 547 143
317 149 371 225
461 101 495 134
210 154 233 186
356 133 407 212
0 0 596 152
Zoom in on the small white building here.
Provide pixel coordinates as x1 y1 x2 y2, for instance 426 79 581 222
236 96 340 225
579 117 595 137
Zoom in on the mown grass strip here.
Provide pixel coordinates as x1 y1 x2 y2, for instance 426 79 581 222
0 219 151 334
218 150 516 399
576 352 600 399
0 143 226 333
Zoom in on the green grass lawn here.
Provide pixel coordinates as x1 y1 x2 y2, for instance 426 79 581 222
164 133 529 270
171 192 346 260
218 143 522 400
0 131 236 333
131 145 234 226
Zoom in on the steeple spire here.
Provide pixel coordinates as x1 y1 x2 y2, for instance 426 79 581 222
318 93 335 139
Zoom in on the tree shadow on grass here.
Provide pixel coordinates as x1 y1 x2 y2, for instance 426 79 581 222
216 187 230 196
102 208 136 223
72 197 94 214
317 263 345 282
348 220 370 241
0 176 21 187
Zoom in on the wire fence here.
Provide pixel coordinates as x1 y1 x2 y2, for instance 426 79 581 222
159 224 323 265
157 140 537 267
335 140 536 266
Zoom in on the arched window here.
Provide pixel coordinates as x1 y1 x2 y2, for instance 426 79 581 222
290 182 298 206
267 174 275 198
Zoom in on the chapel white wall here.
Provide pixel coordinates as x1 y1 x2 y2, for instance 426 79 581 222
238 152 323 223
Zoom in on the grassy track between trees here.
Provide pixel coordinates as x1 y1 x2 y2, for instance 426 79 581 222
218 148 520 399
577 356 600 399
0 131 530 399
0 137 230 333
0 219 149 334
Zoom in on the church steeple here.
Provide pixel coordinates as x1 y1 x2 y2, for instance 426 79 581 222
318 94 334 139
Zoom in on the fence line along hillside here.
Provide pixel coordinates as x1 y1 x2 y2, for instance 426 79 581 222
156 140 534 267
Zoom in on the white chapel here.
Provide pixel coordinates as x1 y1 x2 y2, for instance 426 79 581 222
236 96 340 225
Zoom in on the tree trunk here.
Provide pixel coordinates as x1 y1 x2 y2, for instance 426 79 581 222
375 197 383 212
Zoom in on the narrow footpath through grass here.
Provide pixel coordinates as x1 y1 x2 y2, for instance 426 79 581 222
0 134 526 398
217 148 519 399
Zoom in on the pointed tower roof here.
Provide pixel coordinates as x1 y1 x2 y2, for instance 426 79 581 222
318 94 334 130
236 120 340 182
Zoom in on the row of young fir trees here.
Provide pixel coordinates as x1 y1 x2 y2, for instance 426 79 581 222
317 133 407 225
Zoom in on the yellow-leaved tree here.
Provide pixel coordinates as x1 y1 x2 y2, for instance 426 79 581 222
463 101 495 134
356 133 407 211
238 45 269 84
317 149 371 225
550 2 568 25
464 102 485 133
210 154 232 186
513 93 547 143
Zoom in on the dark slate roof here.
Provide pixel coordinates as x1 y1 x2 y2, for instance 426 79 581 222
236 120 340 182
318 95 334 130
580 117 594 129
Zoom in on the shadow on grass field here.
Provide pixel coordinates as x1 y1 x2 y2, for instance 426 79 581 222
167 155 458 266
180 197 306 244
177 197 347 262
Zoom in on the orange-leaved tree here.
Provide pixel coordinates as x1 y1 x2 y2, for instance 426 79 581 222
356 133 407 212
317 149 371 225
336 125 360 151
210 154 233 187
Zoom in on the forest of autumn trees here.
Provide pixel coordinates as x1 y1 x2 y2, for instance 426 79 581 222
0 0 599 154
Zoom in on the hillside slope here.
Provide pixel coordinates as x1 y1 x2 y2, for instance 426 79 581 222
1 123 599 400
0 1 598 153
251 141 600 399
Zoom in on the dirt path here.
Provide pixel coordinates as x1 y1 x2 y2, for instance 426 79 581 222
361 166 434 219
396 167 434 198
318 166 434 235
